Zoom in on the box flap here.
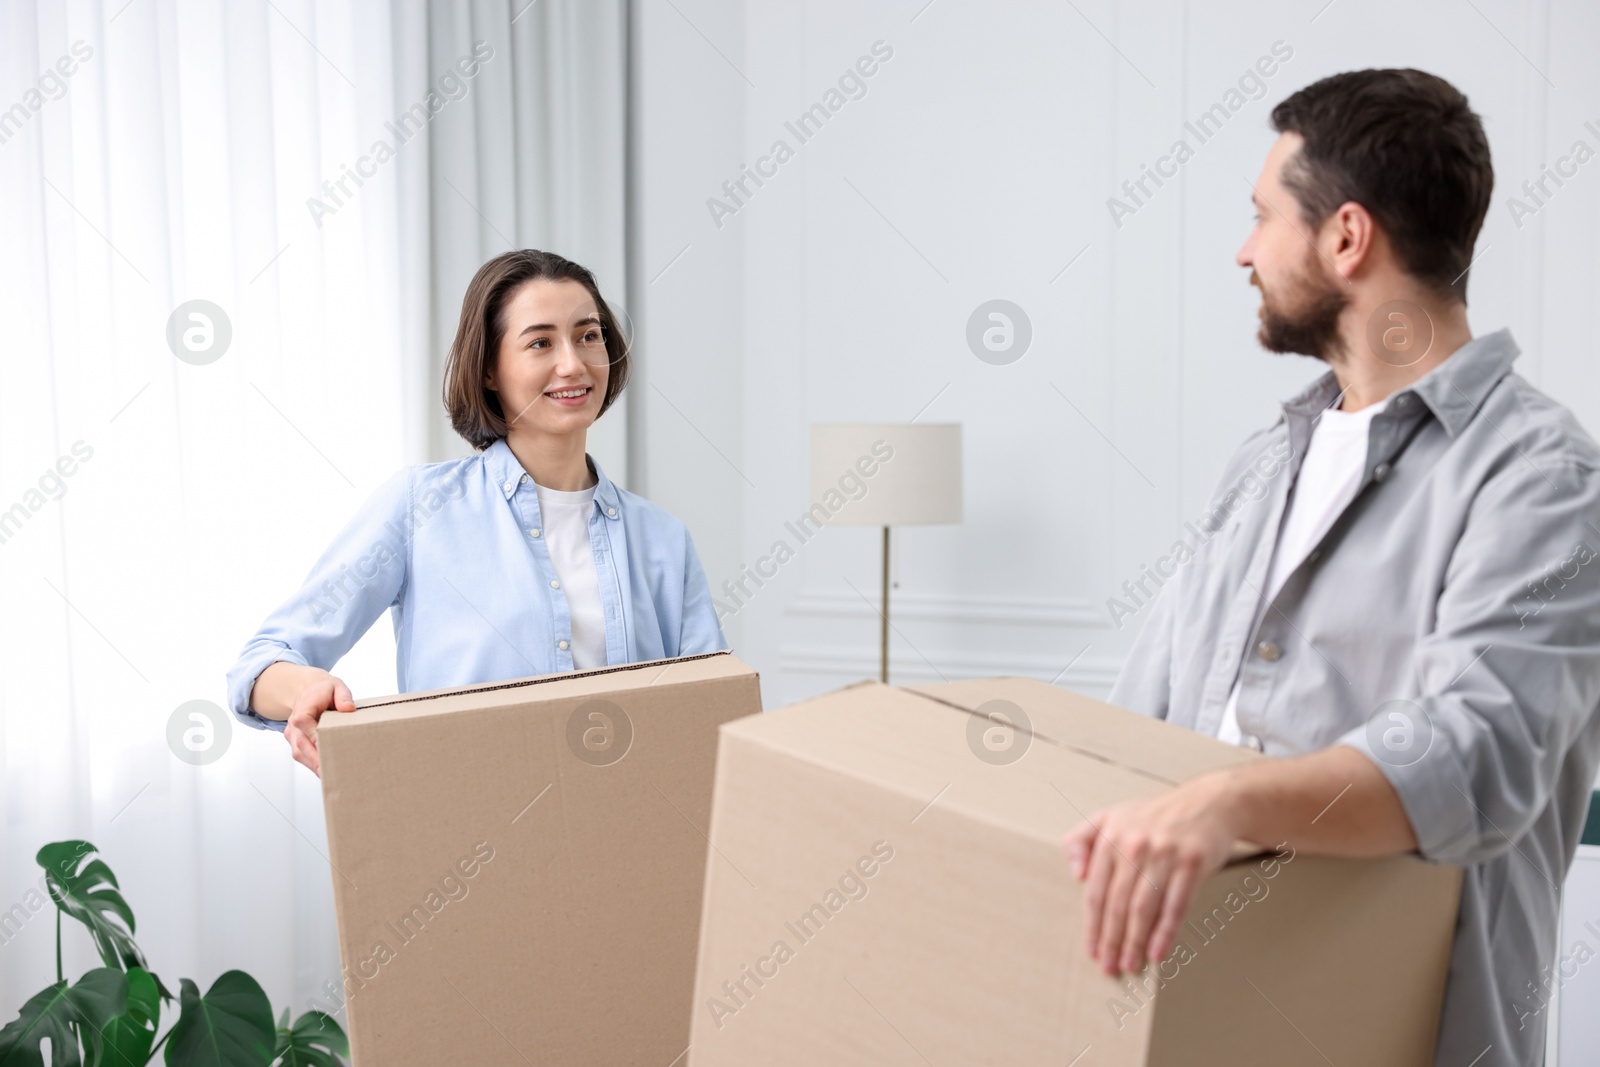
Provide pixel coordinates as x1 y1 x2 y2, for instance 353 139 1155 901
724 681 1176 847
326 650 752 728
907 677 1262 784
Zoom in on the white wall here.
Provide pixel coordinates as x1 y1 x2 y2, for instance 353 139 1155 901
632 0 1600 709
628 0 749 632
631 3 1600 1061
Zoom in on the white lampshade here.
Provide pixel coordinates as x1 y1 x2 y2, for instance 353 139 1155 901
809 423 962 527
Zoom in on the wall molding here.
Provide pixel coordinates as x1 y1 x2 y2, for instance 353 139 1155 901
777 643 1125 693
786 587 1109 629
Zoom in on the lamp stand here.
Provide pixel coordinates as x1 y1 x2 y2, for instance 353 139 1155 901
880 525 890 684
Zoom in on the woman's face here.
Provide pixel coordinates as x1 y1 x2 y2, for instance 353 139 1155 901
484 278 612 440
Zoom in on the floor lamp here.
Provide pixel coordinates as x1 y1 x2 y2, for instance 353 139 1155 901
809 423 963 683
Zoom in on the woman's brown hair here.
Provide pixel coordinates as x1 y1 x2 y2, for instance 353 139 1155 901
443 249 632 451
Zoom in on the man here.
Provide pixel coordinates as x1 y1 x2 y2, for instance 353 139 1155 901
1064 68 1600 1065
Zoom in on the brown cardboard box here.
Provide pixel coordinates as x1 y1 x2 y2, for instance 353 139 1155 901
317 650 761 1066
687 677 1462 1066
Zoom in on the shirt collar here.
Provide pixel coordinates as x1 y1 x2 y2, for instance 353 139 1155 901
1280 327 1520 439
484 437 623 520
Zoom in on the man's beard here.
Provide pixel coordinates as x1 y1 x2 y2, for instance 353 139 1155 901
1253 259 1348 362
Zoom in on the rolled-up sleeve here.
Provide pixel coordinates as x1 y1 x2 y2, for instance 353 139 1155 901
224 468 412 730
1338 455 1600 866
676 526 729 656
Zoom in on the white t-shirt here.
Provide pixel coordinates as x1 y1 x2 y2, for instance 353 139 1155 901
1218 394 1391 745
534 481 607 670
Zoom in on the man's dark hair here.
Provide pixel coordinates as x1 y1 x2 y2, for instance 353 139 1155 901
1271 69 1493 301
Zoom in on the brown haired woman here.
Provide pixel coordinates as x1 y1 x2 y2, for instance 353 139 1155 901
226 250 728 774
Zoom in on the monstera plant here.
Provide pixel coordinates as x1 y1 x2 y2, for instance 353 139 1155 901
0 841 348 1067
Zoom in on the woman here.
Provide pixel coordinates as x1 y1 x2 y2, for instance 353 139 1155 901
225 249 727 774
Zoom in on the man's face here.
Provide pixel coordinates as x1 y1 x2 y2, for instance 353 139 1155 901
1236 133 1348 361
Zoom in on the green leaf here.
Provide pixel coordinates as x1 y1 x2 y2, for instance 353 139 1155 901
269 1012 348 1067
37 841 148 974
86 967 160 1067
165 973 274 1067
0 968 127 1067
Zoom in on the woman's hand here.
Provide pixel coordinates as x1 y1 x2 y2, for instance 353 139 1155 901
250 661 358 776
283 672 357 776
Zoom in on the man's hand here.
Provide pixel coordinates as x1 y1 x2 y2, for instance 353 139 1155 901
1061 745 1421 976
1062 772 1247 975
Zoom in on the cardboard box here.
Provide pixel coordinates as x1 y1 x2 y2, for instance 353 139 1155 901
317 650 761 1066
687 677 1462 1066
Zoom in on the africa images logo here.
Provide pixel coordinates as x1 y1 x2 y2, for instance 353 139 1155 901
704 841 896 1030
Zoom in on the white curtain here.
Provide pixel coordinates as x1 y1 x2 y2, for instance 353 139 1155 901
0 0 627 1025
393 0 631 472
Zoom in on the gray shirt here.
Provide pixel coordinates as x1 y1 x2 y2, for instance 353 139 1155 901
1110 329 1600 1067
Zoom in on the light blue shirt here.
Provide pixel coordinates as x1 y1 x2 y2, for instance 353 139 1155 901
225 438 728 730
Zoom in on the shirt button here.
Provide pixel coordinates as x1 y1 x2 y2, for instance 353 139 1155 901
1373 462 1392 482
1395 394 1412 409
1256 640 1281 661
607 507 617 517
520 473 530 483
558 640 569 651
502 481 512 492
1307 548 1322 564
550 579 560 589
1242 734 1264 752
529 528 541 538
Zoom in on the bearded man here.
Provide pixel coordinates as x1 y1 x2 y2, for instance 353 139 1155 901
1064 68 1600 1067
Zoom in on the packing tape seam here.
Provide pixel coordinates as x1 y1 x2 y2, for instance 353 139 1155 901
902 686 1184 789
